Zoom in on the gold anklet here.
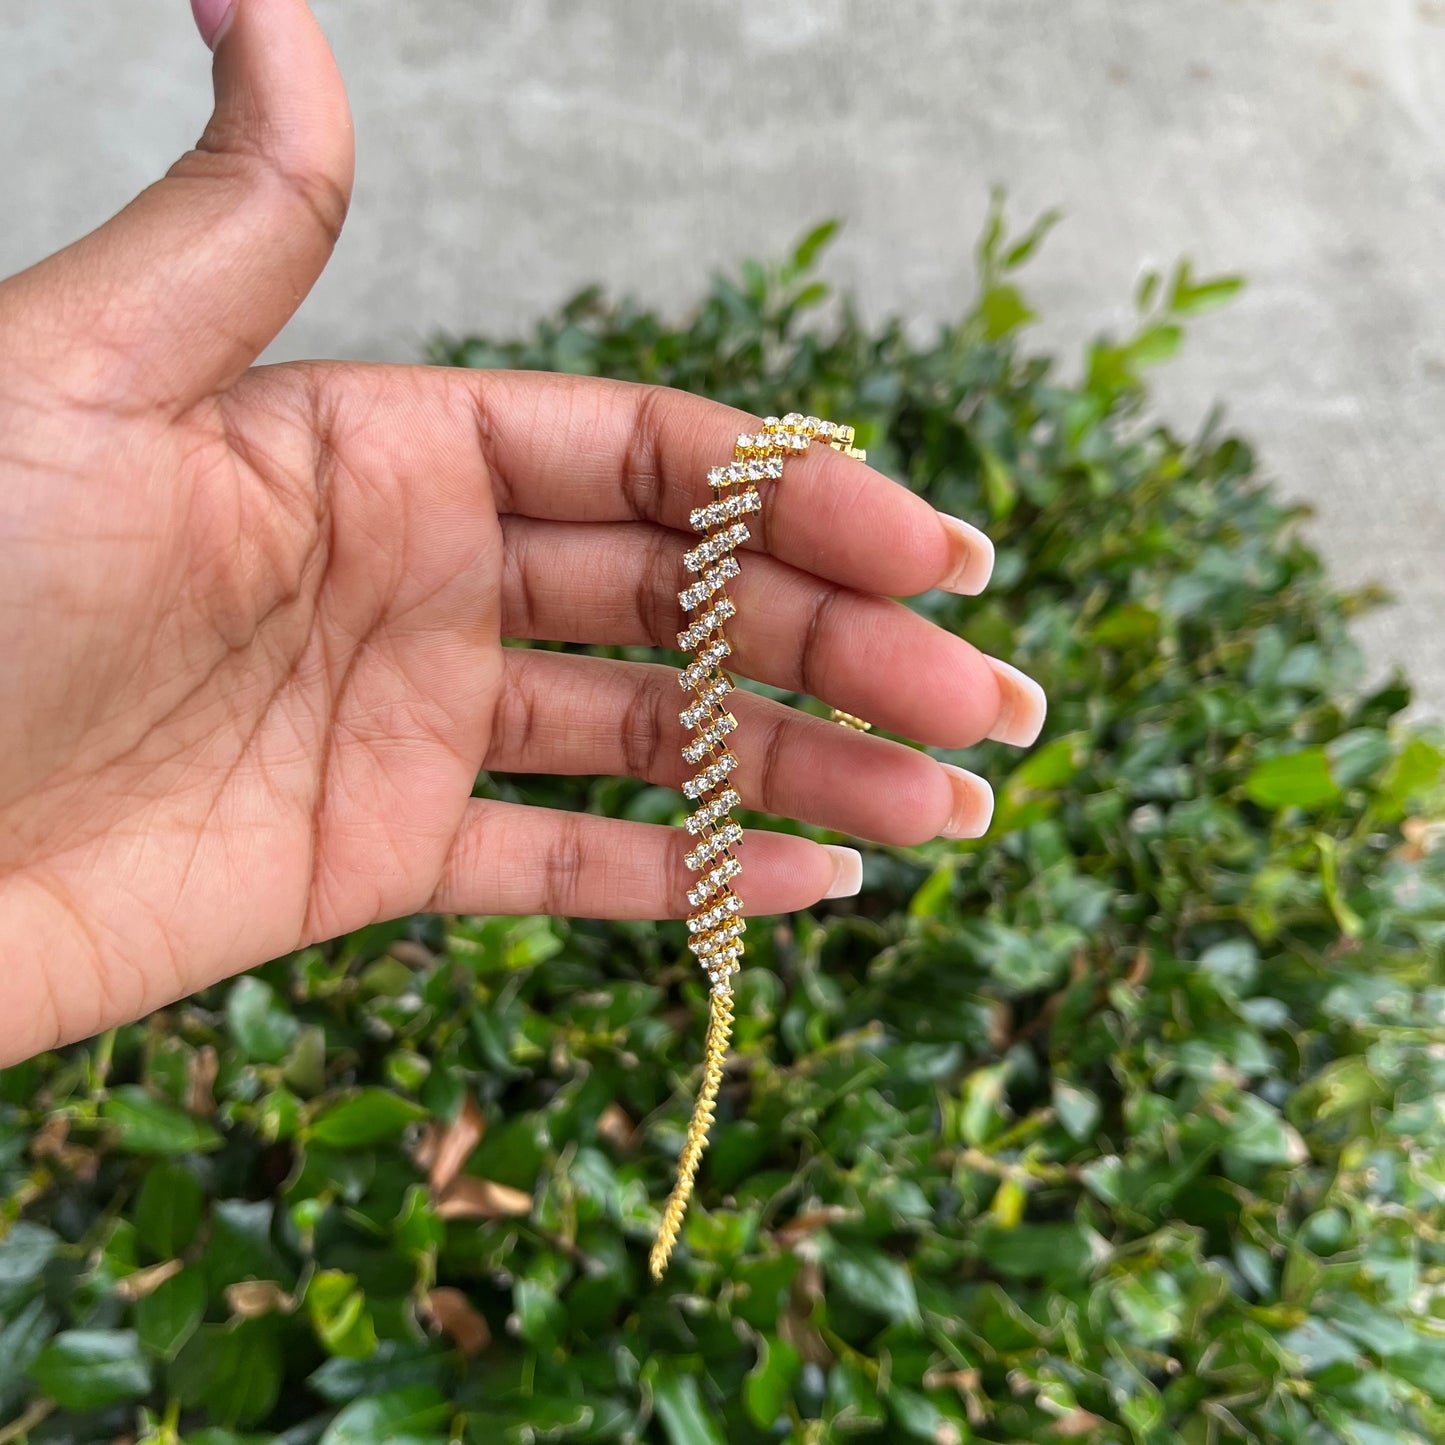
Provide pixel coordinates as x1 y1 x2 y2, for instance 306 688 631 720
648 412 865 1280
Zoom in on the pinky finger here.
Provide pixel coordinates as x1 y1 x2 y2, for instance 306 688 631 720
428 801 861 921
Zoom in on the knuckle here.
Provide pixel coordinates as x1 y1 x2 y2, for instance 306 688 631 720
755 708 791 815
798 587 842 700
635 526 678 645
617 385 670 524
172 136 350 250
540 816 588 915
619 669 667 781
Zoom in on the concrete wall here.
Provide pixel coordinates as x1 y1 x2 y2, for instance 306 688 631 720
4 0 1442 716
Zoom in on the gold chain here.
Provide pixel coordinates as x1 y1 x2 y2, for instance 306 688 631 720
649 412 865 1280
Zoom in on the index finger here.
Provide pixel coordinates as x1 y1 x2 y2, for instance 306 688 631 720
440 367 994 599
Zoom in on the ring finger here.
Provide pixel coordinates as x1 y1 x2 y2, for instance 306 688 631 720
486 650 995 845
498 517 1046 749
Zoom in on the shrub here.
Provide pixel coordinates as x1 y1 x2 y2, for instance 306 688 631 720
2 202 1443 1444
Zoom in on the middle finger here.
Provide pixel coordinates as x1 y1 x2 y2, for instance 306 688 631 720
498 516 1045 750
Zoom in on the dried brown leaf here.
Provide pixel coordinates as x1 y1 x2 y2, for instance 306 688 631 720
187 1045 219 1117
773 1206 852 1247
388 940 437 969
224 1279 294 1317
1049 1409 1105 1437
435 1176 533 1220
30 1117 69 1160
412 1121 443 1175
426 1285 492 1357
428 1095 486 1193
596 1103 635 1150
114 1259 184 1301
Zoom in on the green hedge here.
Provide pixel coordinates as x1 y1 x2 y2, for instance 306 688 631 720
2 203 1443 1444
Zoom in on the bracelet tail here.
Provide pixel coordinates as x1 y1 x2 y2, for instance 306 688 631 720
648 984 736 1280
651 415 858 1281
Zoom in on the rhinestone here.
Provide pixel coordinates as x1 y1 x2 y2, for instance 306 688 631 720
677 598 737 652
688 915 743 953
681 751 739 798
682 522 750 575
679 678 733 729
680 639 731 691
684 788 741 835
681 712 738 764
676 555 740 612
684 820 743 869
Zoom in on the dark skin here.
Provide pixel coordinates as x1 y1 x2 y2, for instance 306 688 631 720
0 0 1043 1065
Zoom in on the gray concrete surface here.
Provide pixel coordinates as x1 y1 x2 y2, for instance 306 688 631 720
3 1 1442 717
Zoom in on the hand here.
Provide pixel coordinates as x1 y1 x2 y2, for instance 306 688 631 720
0 0 1045 1065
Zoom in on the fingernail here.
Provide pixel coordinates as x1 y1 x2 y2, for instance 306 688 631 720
822 845 863 899
938 514 995 595
984 657 1047 746
939 764 994 839
191 0 236 49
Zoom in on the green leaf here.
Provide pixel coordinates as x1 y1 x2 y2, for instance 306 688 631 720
979 448 1017 520
1223 1093 1307 1169
320 1385 450 1445
513 1277 566 1352
226 975 301 1063
308 1340 450 1405
1198 938 1259 996
0 1297 56 1404
307 1269 379 1359
0 1221 58 1289
135 1161 204 1258
1380 734 1444 816
1326 728 1392 788
975 186 1006 274
825 1247 919 1324
1243 747 1341 810
171 1320 282 1429
649 1362 725 1445
1008 732 1087 791
1090 602 1160 647
789 281 830 312
136 1267 206 1360
1128 322 1183 367
205 1200 288 1293
101 1086 222 1156
1390 1342 1445 1405
989 1175 1027 1227
1112 1271 1185 1344
308 1088 428 1147
1002 207 1062 269
889 1388 959 1443
791 219 842 273
1169 263 1245 315
743 1334 801 1429
29 1328 152 1410
825 1358 886 1429
960 1061 1010 1146
907 858 955 918
1280 1318 1360 1374
1053 1081 1101 1141
1316 832 1365 938
979 282 1035 341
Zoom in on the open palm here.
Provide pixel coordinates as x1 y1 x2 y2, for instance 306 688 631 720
0 0 1042 1065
